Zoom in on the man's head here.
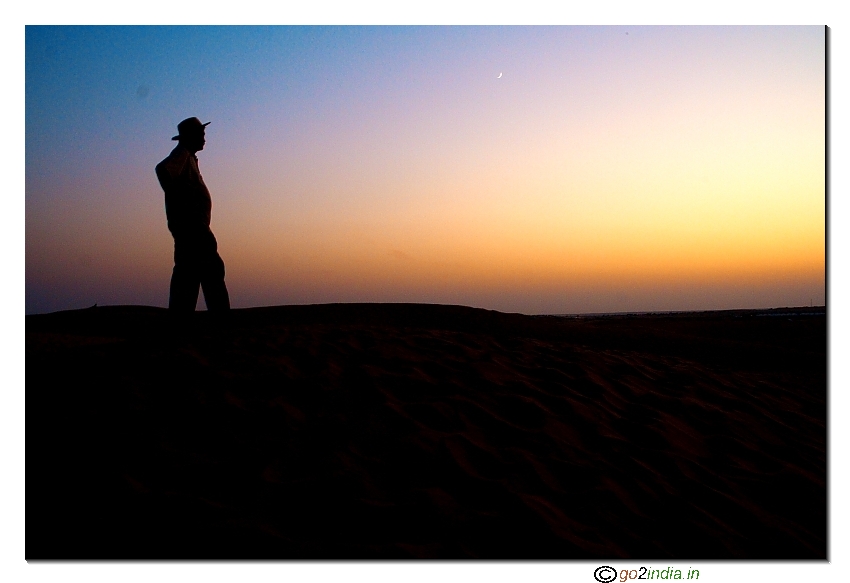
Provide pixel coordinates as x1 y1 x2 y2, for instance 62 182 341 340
172 117 210 153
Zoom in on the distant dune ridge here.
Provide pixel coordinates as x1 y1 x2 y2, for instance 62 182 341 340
26 303 826 559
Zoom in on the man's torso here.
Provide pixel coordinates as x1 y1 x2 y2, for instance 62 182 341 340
156 144 213 237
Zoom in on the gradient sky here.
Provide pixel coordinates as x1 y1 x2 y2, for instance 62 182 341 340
25 25 825 315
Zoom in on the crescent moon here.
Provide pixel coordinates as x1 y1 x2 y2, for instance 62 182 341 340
497 72 502 78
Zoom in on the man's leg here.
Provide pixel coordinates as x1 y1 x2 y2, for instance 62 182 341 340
169 264 201 311
200 251 231 311
169 238 201 311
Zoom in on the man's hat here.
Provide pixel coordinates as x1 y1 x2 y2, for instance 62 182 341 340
172 117 211 140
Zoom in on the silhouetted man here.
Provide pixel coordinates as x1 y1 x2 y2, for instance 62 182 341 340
156 117 231 312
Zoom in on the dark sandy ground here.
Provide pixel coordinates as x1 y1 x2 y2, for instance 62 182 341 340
25 303 826 559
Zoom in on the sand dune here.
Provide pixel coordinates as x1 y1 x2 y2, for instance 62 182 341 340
26 303 826 559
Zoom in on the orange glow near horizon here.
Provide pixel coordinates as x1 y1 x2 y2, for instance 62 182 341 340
26 26 825 314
